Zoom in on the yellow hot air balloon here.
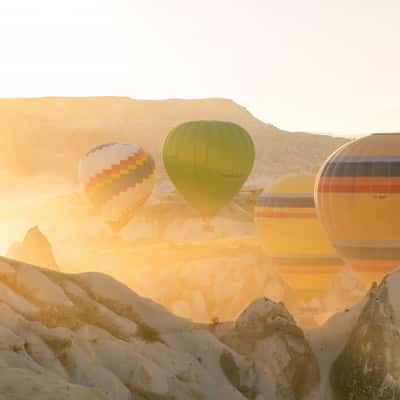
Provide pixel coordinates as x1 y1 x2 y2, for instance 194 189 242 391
315 133 400 288
255 173 343 301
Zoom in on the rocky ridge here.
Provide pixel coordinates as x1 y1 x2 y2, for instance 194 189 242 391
0 97 347 184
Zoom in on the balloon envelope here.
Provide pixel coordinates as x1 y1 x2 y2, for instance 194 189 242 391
163 121 255 219
316 133 400 287
255 173 343 301
79 142 156 231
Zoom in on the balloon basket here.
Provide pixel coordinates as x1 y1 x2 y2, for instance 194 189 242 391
203 223 215 232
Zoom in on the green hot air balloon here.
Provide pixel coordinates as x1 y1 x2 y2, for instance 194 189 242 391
163 121 255 225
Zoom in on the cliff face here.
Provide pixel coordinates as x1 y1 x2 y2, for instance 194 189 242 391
0 97 347 184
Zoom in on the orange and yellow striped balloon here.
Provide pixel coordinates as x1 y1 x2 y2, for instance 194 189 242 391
255 174 343 301
316 133 400 287
79 143 156 232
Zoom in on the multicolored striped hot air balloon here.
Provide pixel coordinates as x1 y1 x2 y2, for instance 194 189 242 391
78 143 156 232
163 121 254 225
316 133 400 287
255 173 343 301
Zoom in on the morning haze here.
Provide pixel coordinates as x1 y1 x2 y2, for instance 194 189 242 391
0 0 399 134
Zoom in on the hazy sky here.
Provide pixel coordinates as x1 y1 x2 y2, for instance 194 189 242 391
0 0 399 135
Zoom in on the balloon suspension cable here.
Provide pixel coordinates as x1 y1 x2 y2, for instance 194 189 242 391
203 217 215 232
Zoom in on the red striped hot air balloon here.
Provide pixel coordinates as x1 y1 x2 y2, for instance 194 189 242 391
315 133 400 287
78 143 156 231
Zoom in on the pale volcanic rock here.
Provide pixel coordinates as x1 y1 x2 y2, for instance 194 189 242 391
128 250 302 324
7 226 59 271
0 258 279 400
1 253 400 399
179 290 210 321
75 271 192 333
0 259 16 282
218 298 320 400
329 270 400 400
14 263 73 308
306 297 367 399
0 367 111 400
171 300 192 320
306 270 400 399
320 267 366 319
0 281 38 315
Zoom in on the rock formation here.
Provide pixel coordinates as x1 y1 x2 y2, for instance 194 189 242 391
307 269 400 399
330 270 400 399
7 226 59 271
0 254 399 399
216 298 320 399
119 243 302 324
319 267 365 322
0 257 278 399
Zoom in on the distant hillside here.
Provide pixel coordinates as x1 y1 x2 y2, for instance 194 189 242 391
0 97 348 185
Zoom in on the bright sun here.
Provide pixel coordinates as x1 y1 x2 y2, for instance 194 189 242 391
0 0 129 97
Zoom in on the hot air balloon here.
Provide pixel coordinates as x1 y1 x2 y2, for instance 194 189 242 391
255 173 343 301
163 121 254 225
78 142 156 232
315 133 400 287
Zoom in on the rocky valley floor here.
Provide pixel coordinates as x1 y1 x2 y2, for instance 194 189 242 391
0 256 398 399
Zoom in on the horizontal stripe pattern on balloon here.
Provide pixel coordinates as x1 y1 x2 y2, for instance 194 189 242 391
315 133 400 287
255 174 343 301
256 193 315 207
333 240 400 260
318 154 400 193
318 176 400 193
344 259 398 274
321 158 400 177
255 193 316 219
